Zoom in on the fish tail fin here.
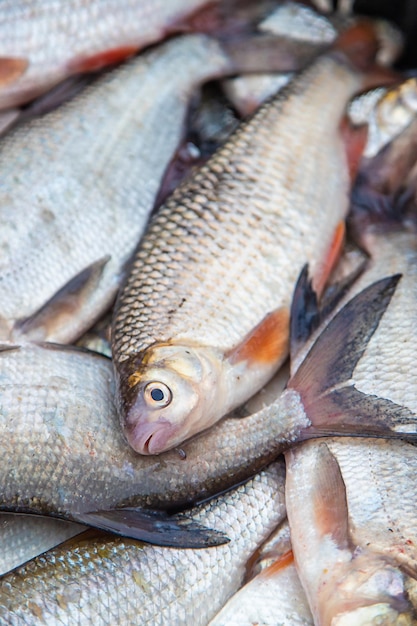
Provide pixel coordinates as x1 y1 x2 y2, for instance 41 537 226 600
288 270 417 440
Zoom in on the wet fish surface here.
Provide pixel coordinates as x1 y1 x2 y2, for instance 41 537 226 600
0 34 238 345
0 463 286 626
112 33 367 455
0 0 221 109
0 343 307 534
0 514 85 577
286 438 417 624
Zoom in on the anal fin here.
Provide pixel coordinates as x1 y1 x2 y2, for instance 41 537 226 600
313 220 346 297
73 507 229 549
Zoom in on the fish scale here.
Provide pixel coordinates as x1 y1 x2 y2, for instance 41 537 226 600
0 34 234 344
0 464 286 626
114 53 357 355
112 46 363 455
0 0 217 109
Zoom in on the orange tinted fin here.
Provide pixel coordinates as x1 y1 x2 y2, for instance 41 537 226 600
260 550 294 578
68 46 140 74
313 221 345 297
0 57 28 87
313 443 350 548
340 116 368 183
333 19 379 72
227 307 290 366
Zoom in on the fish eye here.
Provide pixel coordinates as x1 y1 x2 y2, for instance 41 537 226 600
144 382 172 408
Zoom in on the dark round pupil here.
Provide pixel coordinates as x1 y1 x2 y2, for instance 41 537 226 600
151 388 164 402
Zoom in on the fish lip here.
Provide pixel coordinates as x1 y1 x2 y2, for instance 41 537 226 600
126 419 177 455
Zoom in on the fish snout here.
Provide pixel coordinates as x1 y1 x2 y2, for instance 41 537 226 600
125 419 178 455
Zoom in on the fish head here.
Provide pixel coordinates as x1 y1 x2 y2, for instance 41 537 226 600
119 343 223 455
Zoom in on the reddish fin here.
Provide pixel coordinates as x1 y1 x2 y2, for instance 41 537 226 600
68 47 140 74
260 550 294 578
333 20 379 72
227 307 290 366
0 57 28 87
313 443 350 549
313 221 346 297
340 117 368 183
168 0 277 39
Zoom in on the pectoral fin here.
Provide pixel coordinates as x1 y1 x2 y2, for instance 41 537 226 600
227 307 290 367
73 508 229 549
311 442 350 550
13 255 111 342
0 57 28 87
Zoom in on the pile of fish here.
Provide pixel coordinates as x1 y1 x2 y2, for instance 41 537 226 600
1 0 417 623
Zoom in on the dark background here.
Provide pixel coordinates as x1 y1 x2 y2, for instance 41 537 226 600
353 0 417 69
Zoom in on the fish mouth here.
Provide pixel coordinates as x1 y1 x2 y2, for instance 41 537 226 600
127 420 177 455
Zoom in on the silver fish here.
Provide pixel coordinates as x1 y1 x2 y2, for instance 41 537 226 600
209 518 313 626
0 34 243 345
0 514 84 576
112 27 370 454
0 463 286 626
0 0 221 109
286 438 417 624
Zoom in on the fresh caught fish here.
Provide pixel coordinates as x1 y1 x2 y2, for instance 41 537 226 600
0 514 84 576
0 0 222 109
349 76 417 159
0 342 303 545
0 463 286 626
286 438 417 625
0 273 406 546
208 550 313 626
209 519 314 625
112 26 373 455
0 34 253 346
222 4 402 118
223 2 336 120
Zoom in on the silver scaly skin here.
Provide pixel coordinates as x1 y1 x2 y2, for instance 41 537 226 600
0 34 234 345
0 463 286 626
0 0 218 109
112 44 364 455
286 438 417 625
0 514 85 577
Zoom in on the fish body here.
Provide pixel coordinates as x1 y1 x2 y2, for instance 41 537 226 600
0 514 84 576
222 1 336 117
0 34 236 345
113 43 364 454
0 0 219 109
0 464 286 626
209 519 313 626
286 438 417 625
0 343 309 524
208 553 313 626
